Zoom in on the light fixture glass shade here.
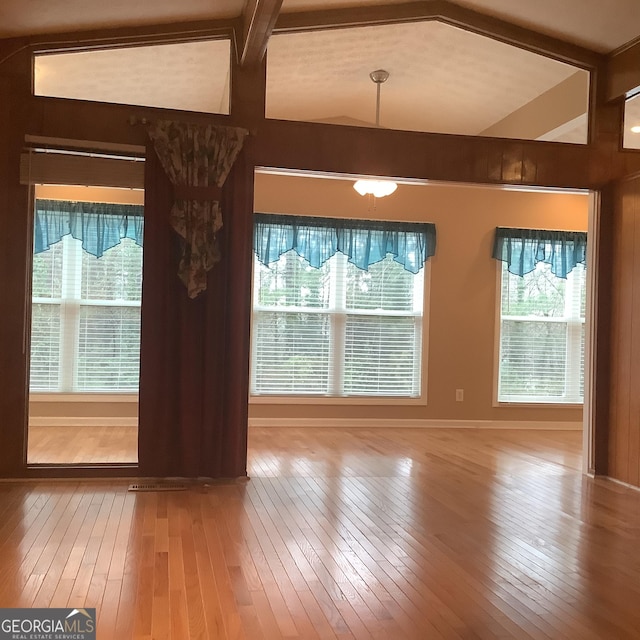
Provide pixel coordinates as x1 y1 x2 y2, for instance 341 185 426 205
353 179 398 198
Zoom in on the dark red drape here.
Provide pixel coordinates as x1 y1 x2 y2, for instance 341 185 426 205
137 146 253 478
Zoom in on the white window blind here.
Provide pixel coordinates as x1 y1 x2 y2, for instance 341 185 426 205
497 261 585 403
251 251 424 397
31 235 143 392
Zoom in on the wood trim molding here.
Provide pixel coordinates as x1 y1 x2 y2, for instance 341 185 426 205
605 476 640 492
275 0 602 69
29 417 138 427
249 418 582 430
0 20 235 70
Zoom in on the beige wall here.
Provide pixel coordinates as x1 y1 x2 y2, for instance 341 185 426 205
35 184 144 205
250 172 588 425
29 398 139 422
29 176 588 426
480 71 589 141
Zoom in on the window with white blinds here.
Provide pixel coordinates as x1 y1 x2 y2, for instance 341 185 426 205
30 235 142 392
497 260 585 403
251 251 424 397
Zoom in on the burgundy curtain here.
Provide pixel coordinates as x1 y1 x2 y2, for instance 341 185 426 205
137 147 253 478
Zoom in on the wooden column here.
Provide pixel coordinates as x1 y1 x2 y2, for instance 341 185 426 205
591 185 614 475
0 51 31 477
607 174 640 486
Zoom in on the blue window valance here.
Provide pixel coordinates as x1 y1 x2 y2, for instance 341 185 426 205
254 213 436 273
492 227 587 278
34 199 144 257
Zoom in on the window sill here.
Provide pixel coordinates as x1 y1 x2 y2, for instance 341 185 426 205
494 400 583 408
250 394 426 406
29 393 139 403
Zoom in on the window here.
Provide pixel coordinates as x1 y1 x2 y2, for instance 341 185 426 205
34 39 231 115
623 93 640 149
251 251 425 397
497 261 585 403
30 201 143 393
266 22 589 143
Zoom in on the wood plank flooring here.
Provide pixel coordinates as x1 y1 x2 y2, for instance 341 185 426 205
4 428 640 639
28 425 138 464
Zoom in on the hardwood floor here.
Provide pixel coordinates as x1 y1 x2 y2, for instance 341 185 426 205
28 425 138 464
3 428 640 639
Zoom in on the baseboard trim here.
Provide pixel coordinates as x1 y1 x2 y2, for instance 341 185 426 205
29 417 138 427
30 416 582 431
248 418 582 430
604 476 640 492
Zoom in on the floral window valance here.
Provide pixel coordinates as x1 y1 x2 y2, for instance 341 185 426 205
34 199 144 256
146 119 248 298
254 213 436 273
492 227 587 278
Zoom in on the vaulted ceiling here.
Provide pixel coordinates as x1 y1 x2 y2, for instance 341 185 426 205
5 1 640 148
2 0 640 53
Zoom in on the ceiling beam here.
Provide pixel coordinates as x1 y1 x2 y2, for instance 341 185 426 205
274 0 602 70
26 88 639 191
240 0 283 67
253 118 633 190
606 38 640 101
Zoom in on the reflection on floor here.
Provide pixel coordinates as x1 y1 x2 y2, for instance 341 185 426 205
7 427 640 639
28 425 138 464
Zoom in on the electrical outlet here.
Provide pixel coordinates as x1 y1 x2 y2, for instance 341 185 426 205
455 389 464 402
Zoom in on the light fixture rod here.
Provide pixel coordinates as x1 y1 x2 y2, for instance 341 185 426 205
369 69 389 128
353 69 397 200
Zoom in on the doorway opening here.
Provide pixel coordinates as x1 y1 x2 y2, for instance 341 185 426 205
27 182 143 466
248 170 593 473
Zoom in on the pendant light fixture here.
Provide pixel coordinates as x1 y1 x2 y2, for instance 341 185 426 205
353 69 398 198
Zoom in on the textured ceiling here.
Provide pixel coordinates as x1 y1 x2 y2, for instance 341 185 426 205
1 0 640 54
35 40 231 114
440 0 640 53
266 21 586 139
280 0 640 53
33 20 590 142
10 1 640 147
0 0 243 38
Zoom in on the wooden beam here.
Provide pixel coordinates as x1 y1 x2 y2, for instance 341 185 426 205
231 50 266 124
275 0 602 70
25 95 235 147
240 0 283 67
253 118 638 190
606 38 640 101
24 90 640 191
